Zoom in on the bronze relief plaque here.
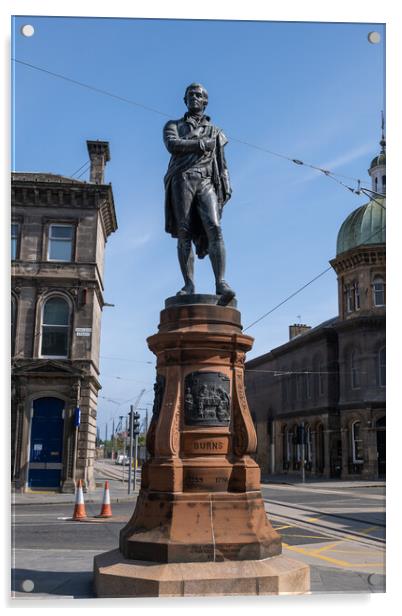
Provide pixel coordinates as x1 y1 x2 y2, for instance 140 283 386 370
184 371 230 426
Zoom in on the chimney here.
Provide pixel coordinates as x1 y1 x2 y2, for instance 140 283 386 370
289 323 311 341
86 140 110 184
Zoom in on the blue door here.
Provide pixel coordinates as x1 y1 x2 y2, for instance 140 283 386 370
28 397 64 488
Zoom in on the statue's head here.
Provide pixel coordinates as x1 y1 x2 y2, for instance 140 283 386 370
184 83 208 113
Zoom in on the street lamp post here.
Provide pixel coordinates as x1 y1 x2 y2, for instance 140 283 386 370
300 422 305 484
128 406 134 495
132 412 140 493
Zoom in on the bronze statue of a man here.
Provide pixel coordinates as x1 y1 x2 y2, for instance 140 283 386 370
163 83 235 304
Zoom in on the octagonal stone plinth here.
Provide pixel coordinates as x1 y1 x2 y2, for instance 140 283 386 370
94 549 310 598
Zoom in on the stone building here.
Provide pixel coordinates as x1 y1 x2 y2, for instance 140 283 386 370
11 140 117 492
245 139 385 480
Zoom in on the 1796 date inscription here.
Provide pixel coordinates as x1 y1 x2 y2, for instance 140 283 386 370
184 371 230 426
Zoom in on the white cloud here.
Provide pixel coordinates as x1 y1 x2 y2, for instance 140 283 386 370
109 232 152 256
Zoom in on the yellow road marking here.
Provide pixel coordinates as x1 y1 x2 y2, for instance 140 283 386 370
273 525 294 530
313 543 340 553
282 534 333 540
327 549 381 555
307 517 319 522
283 543 384 568
24 490 59 494
358 526 379 535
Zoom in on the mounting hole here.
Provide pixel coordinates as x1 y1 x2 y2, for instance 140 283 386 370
368 31 381 44
21 24 35 37
21 579 35 592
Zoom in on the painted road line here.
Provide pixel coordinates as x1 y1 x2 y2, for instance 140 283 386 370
318 507 384 513
268 513 385 548
283 543 384 569
14 548 103 552
265 499 385 529
261 484 385 500
281 533 335 540
14 513 67 517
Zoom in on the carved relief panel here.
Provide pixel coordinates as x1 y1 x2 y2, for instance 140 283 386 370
184 371 230 427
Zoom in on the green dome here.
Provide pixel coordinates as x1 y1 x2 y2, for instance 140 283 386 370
369 150 386 170
336 197 386 255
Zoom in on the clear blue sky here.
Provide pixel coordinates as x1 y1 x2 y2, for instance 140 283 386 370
12 16 385 439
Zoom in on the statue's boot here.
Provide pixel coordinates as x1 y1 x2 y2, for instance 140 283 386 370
216 280 236 305
177 282 195 296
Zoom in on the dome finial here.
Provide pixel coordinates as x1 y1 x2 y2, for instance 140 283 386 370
380 110 386 150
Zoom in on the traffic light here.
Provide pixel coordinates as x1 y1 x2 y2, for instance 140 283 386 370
133 411 140 436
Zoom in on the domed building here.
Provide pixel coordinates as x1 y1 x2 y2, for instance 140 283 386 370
245 139 386 480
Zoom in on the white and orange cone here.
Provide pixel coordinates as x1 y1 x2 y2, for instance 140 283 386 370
72 479 87 520
97 480 112 518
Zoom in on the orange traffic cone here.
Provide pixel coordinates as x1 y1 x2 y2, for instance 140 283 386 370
72 479 87 520
97 480 112 518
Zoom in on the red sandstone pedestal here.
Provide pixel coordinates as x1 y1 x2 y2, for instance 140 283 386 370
94 298 309 597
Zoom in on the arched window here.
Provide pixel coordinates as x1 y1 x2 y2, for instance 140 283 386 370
289 425 296 466
11 296 17 356
283 426 290 468
350 350 360 389
352 421 363 462
315 423 325 472
345 283 353 313
305 424 312 464
40 296 71 358
373 276 385 307
378 347 386 387
293 424 301 465
353 282 360 310
11 223 20 260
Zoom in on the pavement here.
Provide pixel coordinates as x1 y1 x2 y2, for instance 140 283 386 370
11 467 386 598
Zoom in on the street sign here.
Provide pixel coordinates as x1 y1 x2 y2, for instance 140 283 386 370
74 407 81 427
75 327 92 337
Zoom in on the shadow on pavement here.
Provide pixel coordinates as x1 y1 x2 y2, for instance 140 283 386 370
310 566 386 593
12 568 95 599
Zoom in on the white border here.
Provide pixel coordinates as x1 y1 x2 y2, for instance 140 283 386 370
3 1 400 614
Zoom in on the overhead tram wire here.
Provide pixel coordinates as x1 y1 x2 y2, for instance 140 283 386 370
13 58 171 118
71 159 90 178
243 224 386 333
227 135 371 188
243 266 333 332
76 164 91 180
100 356 153 364
13 58 374 194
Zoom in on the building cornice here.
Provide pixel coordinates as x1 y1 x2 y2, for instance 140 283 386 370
330 244 385 275
11 175 118 238
11 262 106 305
11 358 101 385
